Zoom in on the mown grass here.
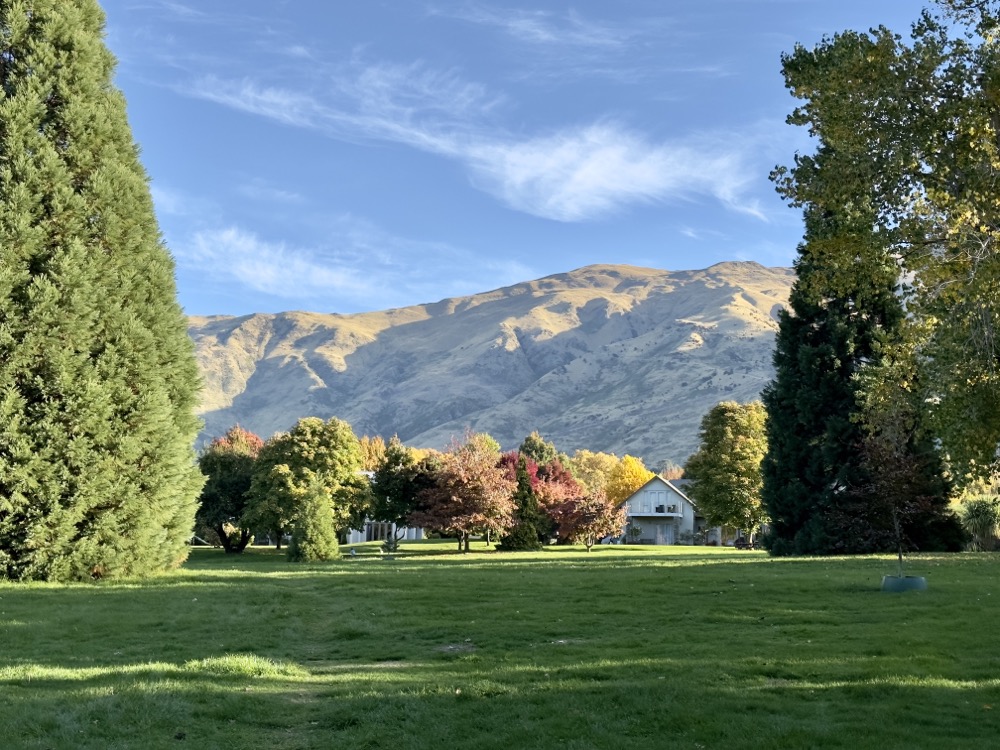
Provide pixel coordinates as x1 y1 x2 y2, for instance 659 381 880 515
2 542 1000 749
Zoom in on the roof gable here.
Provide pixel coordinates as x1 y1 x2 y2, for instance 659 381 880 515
617 475 697 509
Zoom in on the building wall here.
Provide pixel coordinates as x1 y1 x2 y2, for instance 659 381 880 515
622 477 699 544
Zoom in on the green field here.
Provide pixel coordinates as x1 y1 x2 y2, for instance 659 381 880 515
2 542 999 749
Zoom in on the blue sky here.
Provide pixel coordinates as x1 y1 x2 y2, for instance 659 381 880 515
101 1 923 316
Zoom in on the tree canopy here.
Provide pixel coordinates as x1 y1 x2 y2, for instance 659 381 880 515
408 433 516 553
519 431 558 467
565 450 619 495
684 402 768 537
772 1 1000 482
605 456 655 507
246 417 364 548
197 426 264 554
0 0 204 581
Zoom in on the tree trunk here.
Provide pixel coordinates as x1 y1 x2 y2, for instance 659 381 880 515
214 523 233 553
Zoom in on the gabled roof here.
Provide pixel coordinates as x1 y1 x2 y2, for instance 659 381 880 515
616 474 698 510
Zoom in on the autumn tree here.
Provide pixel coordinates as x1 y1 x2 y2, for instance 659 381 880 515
684 402 768 539
565 450 619 495
196 426 264 554
534 459 585 541
552 490 626 552
409 433 516 553
605 455 655 507
359 435 387 472
246 417 364 549
0 1 204 581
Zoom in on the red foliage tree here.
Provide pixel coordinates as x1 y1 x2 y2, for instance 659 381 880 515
409 434 516 552
552 490 627 552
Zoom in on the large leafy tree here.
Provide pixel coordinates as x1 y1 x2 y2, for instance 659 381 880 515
370 437 437 546
759 0 1000 553
565 450 619 495
605 455 655 507
409 433 516 553
684 401 768 539
551 490 626 552
773 1 1000 481
0 1 204 581
197 426 264 554
246 417 364 549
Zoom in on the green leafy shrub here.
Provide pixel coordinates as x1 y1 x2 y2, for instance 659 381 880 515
961 496 999 551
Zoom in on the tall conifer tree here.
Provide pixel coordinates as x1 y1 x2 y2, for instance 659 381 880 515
761 206 903 554
0 1 203 580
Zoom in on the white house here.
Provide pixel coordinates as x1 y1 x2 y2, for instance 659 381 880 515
617 475 720 545
342 470 425 545
342 521 424 546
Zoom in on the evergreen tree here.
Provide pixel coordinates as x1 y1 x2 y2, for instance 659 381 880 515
287 476 340 563
497 452 543 551
0 1 203 581
761 208 903 555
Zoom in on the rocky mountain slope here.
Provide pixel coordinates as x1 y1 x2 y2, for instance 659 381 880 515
189 262 793 467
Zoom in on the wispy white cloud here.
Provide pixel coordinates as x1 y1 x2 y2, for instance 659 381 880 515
185 76 326 128
182 227 373 301
174 219 535 308
181 65 768 224
437 5 630 48
466 122 764 221
156 1 206 20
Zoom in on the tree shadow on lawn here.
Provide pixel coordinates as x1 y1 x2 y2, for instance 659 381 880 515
3 651 999 749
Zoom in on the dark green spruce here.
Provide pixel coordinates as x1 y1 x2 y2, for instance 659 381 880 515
762 205 901 555
762 203 961 555
0 1 203 581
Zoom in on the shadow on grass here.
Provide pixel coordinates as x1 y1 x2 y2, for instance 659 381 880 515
4 651 1000 749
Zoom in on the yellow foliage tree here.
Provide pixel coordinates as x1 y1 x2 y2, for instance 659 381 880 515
358 435 387 471
605 455 655 507
566 450 619 495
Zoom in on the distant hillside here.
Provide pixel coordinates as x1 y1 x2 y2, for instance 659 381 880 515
189 262 793 467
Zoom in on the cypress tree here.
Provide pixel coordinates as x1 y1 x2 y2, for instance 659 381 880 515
497 453 543 551
287 476 340 563
0 1 203 580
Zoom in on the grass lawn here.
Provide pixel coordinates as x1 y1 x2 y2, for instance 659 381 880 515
2 542 1000 749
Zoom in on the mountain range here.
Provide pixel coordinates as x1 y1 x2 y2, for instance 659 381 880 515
189 261 794 468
